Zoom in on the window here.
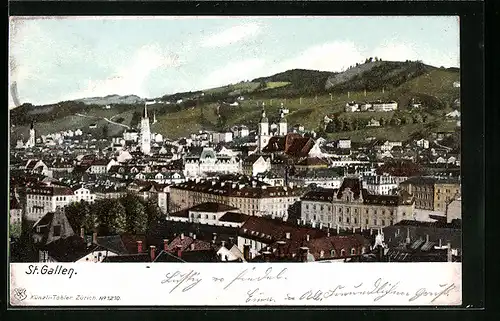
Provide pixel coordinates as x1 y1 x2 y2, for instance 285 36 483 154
346 217 350 223
53 225 61 237
354 208 358 214
306 204 309 210
354 217 358 224
330 250 336 257
213 215 216 220
320 250 324 258
338 216 342 222
373 219 377 225
351 248 356 255
340 249 346 257
381 219 386 226
365 219 369 225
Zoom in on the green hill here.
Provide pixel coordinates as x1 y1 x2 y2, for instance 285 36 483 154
10 61 460 144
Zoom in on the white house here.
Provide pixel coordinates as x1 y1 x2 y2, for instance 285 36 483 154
184 148 240 178
371 101 398 111
243 155 271 177
345 102 359 112
212 131 233 144
167 202 249 228
366 118 381 127
337 139 352 149
72 186 95 203
416 139 430 149
362 175 398 195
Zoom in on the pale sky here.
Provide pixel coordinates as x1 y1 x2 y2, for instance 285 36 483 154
9 16 460 108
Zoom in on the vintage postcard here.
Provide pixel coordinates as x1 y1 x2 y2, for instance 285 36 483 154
9 16 462 306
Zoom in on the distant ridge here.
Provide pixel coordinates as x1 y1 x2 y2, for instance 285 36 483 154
74 94 144 106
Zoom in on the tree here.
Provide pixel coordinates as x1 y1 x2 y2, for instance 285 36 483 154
102 124 109 138
10 222 22 239
325 121 336 133
65 201 90 231
403 115 413 125
145 199 163 228
95 199 120 234
120 194 147 234
390 117 402 126
413 114 423 124
109 201 126 234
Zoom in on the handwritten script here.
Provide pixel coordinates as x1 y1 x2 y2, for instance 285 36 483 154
157 269 458 304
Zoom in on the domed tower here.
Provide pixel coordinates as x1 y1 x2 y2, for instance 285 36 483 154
26 121 36 148
278 104 287 136
140 103 151 155
258 105 270 152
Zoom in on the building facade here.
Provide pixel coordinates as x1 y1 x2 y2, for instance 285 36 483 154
169 178 304 219
399 177 460 211
301 178 414 230
184 148 240 178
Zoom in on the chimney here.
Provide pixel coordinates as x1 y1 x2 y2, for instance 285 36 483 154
397 228 400 236
180 233 185 240
213 233 217 240
319 222 323 229
189 232 193 238
337 225 340 235
426 234 430 243
306 234 310 242
406 228 411 244
137 240 143 253
80 227 85 239
92 232 97 244
262 251 272 262
370 228 373 236
190 243 195 251
447 243 452 262
221 240 226 248
300 247 309 262
243 244 251 261
285 232 291 240
150 245 156 261
163 239 169 252
327 230 330 237
439 239 442 247
176 245 183 258
193 234 197 240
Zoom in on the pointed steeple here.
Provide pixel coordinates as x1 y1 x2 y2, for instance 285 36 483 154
260 107 268 123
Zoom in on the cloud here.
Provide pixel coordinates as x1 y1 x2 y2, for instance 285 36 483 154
277 41 365 73
201 58 266 89
201 23 261 48
64 44 181 100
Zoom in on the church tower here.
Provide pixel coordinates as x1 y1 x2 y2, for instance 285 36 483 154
26 121 36 148
140 103 151 155
258 105 270 152
278 105 287 136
